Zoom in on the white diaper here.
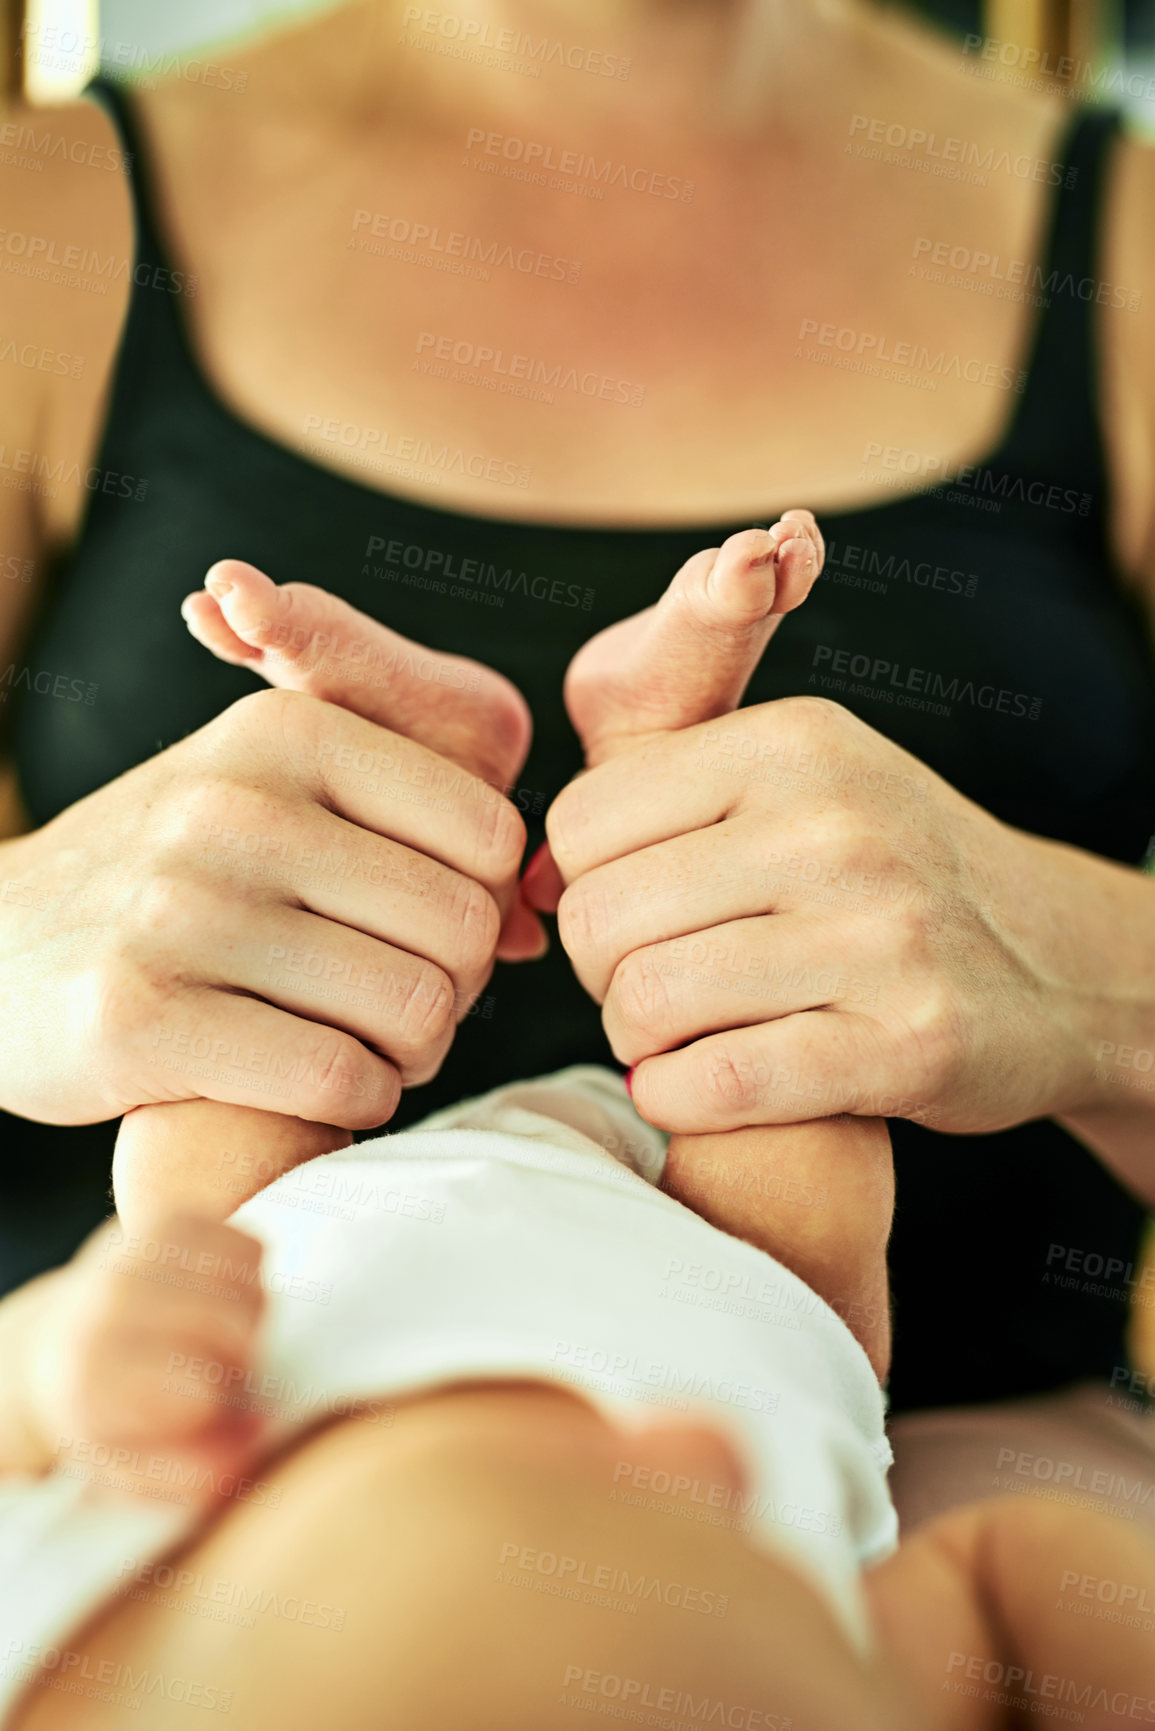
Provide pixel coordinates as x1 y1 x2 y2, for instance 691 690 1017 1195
0 1068 894 1722
411 1063 669 1180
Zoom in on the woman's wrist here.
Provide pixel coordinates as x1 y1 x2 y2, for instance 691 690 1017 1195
1012 828 1155 1189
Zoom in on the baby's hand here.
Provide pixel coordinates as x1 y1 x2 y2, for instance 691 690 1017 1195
26 1211 267 1509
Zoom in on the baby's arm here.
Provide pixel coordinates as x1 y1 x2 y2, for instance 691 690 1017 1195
0 1263 71 1475
113 1098 351 1233
0 1211 265 1498
869 1494 1155 1731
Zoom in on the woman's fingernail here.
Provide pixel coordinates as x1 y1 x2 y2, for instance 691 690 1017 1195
205 566 233 599
624 1066 636 1099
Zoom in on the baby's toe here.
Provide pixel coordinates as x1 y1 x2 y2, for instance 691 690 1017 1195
180 588 261 666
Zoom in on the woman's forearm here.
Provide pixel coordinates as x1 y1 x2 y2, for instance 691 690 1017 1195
1014 828 1155 1202
1059 1102 1155 1201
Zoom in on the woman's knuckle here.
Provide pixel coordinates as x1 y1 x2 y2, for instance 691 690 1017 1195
613 949 675 1038
848 827 895 880
215 687 270 738
556 879 607 958
917 985 967 1080
395 963 454 1048
450 877 501 971
202 690 276 769
473 792 524 881
889 902 934 969
697 1044 756 1113
131 870 201 938
295 1035 373 1118
544 783 581 872
146 779 231 857
153 782 287 887
167 777 222 831
882 986 959 1107
400 1021 456 1087
231 684 315 748
806 805 865 859
784 693 845 731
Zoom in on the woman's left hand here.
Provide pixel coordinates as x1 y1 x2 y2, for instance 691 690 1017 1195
533 531 1093 1141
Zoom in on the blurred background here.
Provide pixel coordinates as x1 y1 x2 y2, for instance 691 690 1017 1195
2 0 1155 136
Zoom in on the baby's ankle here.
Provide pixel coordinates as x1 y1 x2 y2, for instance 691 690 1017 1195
661 1117 894 1379
114 1098 351 1231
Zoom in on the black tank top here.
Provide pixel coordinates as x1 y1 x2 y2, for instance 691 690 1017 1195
7 78 1154 1411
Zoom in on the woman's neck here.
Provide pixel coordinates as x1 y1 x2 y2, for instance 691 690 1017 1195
273 0 870 142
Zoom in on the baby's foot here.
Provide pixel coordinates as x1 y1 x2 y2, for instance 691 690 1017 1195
27 1213 267 1509
182 559 544 960
564 512 823 771
522 514 822 913
182 559 530 790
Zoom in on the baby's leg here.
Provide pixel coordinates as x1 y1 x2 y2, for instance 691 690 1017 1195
117 1097 893 1381
517 521 892 1372
868 1494 1155 1731
662 1116 893 1379
113 1099 351 1233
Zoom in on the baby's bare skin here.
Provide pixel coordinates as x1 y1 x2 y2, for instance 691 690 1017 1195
0 1212 266 1502
113 1100 350 1234
664 1116 893 1380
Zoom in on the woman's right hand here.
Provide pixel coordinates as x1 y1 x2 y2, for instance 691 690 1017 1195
0 577 540 1129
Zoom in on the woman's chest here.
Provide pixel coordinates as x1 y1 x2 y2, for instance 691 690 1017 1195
149 127 1055 527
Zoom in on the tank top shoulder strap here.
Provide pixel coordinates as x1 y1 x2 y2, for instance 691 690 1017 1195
999 105 1124 494
86 75 186 277
82 73 202 423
